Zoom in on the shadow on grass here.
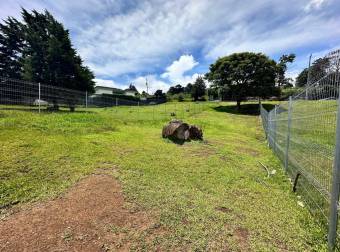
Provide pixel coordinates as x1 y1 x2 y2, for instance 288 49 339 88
213 103 275 116
165 136 186 145
164 137 204 146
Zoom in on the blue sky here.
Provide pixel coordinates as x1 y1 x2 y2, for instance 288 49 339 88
1 0 340 92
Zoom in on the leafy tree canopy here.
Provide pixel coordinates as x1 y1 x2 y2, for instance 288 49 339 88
167 84 184 95
296 68 308 87
206 52 279 109
191 76 206 101
276 53 295 87
184 83 193 94
128 84 138 93
154 89 165 98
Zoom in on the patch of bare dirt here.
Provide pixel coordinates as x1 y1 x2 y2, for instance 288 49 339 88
0 173 162 251
234 227 250 250
215 206 233 213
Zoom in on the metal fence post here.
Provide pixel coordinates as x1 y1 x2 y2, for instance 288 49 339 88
328 92 340 251
85 91 88 109
164 103 166 119
273 106 277 152
284 97 293 171
38 82 41 114
182 104 184 119
267 111 271 147
270 111 273 148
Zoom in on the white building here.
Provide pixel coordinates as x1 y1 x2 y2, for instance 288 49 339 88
124 89 137 96
95 85 137 97
94 86 116 95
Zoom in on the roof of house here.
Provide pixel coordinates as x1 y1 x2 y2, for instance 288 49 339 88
95 86 124 93
124 89 136 92
95 85 114 89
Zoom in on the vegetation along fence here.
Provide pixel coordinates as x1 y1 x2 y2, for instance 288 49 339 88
0 77 207 121
260 49 340 250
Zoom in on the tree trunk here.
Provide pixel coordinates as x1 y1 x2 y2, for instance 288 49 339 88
236 100 241 110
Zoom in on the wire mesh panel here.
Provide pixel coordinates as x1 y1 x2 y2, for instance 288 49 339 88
0 77 86 110
0 77 39 107
260 49 340 250
0 76 208 123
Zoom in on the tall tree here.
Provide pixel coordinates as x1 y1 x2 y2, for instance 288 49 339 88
128 84 138 92
296 57 331 88
207 87 219 100
206 52 278 109
167 84 184 95
308 57 330 84
0 17 24 78
184 83 193 94
191 76 206 101
154 89 165 99
0 9 94 92
276 53 295 87
296 68 308 87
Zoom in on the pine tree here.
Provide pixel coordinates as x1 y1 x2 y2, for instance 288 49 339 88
0 17 24 78
0 9 95 92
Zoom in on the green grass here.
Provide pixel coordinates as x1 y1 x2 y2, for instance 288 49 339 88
264 99 337 227
0 102 327 251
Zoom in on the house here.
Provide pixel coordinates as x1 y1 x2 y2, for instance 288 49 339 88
124 88 137 97
94 86 125 95
94 86 115 95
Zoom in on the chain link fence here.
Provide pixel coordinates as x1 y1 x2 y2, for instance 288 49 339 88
260 49 340 250
0 76 208 121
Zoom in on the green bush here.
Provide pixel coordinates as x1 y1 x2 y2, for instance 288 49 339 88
280 87 303 100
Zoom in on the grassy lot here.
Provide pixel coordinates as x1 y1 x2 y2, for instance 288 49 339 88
0 102 327 251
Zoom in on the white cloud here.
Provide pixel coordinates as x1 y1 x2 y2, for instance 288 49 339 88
132 75 170 94
205 11 340 59
1 0 340 83
304 0 327 12
161 55 199 84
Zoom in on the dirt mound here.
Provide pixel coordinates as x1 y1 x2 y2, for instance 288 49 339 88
0 173 159 251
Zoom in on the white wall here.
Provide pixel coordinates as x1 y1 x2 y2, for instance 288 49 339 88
124 91 136 96
95 87 113 95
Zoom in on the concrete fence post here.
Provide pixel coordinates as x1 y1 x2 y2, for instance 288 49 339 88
284 96 293 171
328 90 340 251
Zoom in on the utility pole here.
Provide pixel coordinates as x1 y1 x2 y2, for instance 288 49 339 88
307 53 313 86
145 77 149 95
306 53 313 99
